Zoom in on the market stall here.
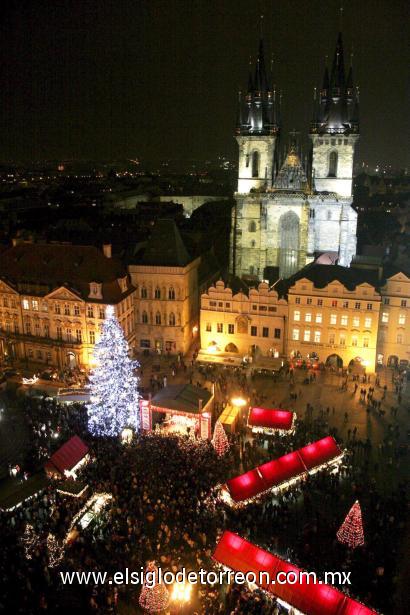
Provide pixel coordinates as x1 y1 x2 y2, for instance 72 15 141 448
247 407 296 435
219 404 240 434
44 435 89 479
221 436 343 506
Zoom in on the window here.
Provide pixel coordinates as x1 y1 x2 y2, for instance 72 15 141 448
64 304 70 316
25 321 31 334
76 329 82 343
14 324 19 334
259 305 267 311
154 287 161 299
268 306 277 312
327 210 332 220
329 333 335 344
155 312 161 325
305 313 312 322
342 301 349 308
316 313 322 323
252 305 257 310
251 150 259 177
262 327 269 338
141 287 147 299
56 326 62 340
294 310 300 321
89 331 95 344
397 333 403 344
328 151 338 177
251 326 257 336
210 301 217 307
340 334 346 346
248 220 256 232
309 209 315 219
87 306 94 318
27 348 33 358
99 308 104 319
307 298 312 305
217 323 223 333
169 313 176 326
22 299 29 310
314 331 321 343
317 299 323 306
142 311 148 324
352 336 358 347
3 297 8 307
74 305 80 316
225 303 231 308
274 328 281 339
383 298 390 305
206 322 211 332
168 287 175 300
66 329 72 342
381 312 389 323
366 303 373 311
331 300 337 307
34 323 40 336
352 316 360 327
32 300 39 311
304 330 311 342
140 339 150 348
363 337 369 348
11 299 16 309
364 317 372 328
44 324 49 338
292 328 300 341
55 303 61 314
228 324 234 334
341 315 348 326
398 314 406 325
330 314 337 325
401 299 407 307
218 302 223 307
46 352 51 362
354 302 361 310
295 297 301 304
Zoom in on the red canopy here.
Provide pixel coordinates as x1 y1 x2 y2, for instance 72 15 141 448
213 531 377 615
44 435 89 476
225 437 342 503
248 407 294 430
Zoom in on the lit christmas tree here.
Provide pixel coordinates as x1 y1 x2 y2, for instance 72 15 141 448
46 533 64 568
87 305 140 437
212 420 230 457
139 562 169 613
337 500 365 548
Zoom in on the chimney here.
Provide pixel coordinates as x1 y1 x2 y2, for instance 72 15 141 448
102 244 112 258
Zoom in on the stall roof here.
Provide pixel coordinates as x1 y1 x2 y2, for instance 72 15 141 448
151 384 212 414
44 435 89 476
224 437 342 503
248 407 294 430
213 531 377 615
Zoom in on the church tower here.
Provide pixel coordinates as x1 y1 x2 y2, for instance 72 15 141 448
236 40 280 193
310 33 359 197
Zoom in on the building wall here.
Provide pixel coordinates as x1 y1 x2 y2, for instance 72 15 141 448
0 280 135 370
377 272 410 367
236 135 277 193
129 258 201 355
158 195 229 218
287 278 381 369
200 280 287 358
311 135 359 197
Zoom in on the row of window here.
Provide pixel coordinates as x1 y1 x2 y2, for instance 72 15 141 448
381 312 406 324
384 298 407 307
293 311 374 328
21 299 106 319
294 297 374 310
208 301 277 313
26 348 52 361
292 329 370 346
140 287 176 300
206 322 281 338
141 312 178 326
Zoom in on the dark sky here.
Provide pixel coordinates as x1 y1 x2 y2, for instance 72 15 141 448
1 0 409 168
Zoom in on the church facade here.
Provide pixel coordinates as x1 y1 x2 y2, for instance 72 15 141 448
230 33 359 280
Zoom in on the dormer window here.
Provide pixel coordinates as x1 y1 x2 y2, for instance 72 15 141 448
89 282 102 299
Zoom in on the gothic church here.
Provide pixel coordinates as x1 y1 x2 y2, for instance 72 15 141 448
229 33 359 280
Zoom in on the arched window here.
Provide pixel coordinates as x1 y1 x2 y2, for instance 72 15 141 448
250 240 256 247
169 312 175 326
249 265 255 275
251 150 259 178
248 220 256 232
328 151 338 177
141 286 147 299
155 312 161 325
154 287 161 299
142 311 148 324
168 287 175 300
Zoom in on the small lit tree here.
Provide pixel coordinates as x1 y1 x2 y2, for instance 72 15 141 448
46 533 64 568
337 500 365 548
212 420 230 457
87 305 140 437
21 523 37 559
139 562 169 613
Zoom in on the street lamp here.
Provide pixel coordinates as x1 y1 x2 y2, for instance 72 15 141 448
231 396 246 408
171 582 192 613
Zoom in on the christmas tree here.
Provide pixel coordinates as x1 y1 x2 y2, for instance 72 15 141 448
139 562 169 613
212 420 230 457
337 500 365 548
21 523 37 559
46 533 64 568
87 305 140 437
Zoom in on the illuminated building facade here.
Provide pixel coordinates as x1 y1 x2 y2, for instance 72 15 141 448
230 33 359 280
0 243 135 369
377 271 410 367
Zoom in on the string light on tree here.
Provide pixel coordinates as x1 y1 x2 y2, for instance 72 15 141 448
21 523 38 559
337 500 365 548
46 533 64 568
139 562 169 613
212 420 230 457
87 305 141 437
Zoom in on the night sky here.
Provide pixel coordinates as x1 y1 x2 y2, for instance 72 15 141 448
1 0 408 168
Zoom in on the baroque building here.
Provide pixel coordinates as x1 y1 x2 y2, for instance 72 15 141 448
230 33 359 280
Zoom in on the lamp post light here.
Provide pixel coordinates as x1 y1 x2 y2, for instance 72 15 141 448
171 582 192 614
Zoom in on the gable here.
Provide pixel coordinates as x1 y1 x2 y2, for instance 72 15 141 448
45 286 83 301
0 279 18 294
